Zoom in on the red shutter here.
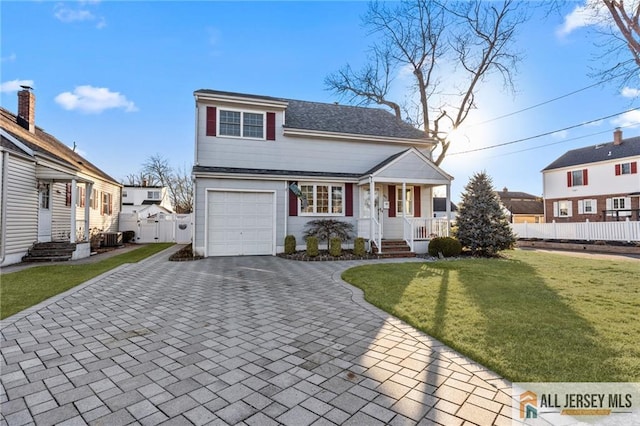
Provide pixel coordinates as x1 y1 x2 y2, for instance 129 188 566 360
615 164 621 176
206 107 216 136
388 185 396 218
567 171 572 187
414 186 421 217
632 162 638 174
266 112 276 141
345 183 353 217
66 183 71 206
288 182 298 216
582 169 588 186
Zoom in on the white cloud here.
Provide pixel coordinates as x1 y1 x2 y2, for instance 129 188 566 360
55 85 138 114
0 79 35 93
1 53 16 63
556 0 607 37
621 87 640 98
53 3 106 29
612 110 640 128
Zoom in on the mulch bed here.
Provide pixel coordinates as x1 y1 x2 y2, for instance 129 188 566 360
169 244 204 261
277 250 380 261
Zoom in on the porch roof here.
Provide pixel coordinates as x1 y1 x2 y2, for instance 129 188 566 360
359 148 453 185
35 165 94 184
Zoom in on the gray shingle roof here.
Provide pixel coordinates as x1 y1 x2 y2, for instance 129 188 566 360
195 89 429 141
543 136 640 171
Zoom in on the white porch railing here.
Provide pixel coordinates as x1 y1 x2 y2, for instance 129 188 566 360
404 218 451 242
511 218 640 242
403 217 414 252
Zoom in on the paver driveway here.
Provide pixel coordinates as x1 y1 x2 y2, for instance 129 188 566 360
1 249 514 425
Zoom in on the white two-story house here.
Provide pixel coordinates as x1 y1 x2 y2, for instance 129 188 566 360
121 184 173 218
192 89 453 257
542 129 640 223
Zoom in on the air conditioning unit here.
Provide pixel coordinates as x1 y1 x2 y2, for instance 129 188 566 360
103 232 123 247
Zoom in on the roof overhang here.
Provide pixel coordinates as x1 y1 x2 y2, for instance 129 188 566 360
36 164 93 184
194 91 289 109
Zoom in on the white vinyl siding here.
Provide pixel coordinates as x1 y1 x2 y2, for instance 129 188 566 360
1 154 38 262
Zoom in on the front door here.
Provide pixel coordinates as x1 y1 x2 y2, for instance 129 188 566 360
37 183 52 242
362 185 384 236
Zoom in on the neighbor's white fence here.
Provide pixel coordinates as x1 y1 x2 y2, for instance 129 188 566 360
511 218 640 242
119 212 192 244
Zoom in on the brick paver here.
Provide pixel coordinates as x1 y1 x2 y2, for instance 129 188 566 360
1 248 512 424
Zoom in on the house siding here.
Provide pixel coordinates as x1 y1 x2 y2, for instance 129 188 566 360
196 105 428 175
1 153 38 266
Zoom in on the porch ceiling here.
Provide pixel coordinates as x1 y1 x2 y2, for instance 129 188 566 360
36 165 93 184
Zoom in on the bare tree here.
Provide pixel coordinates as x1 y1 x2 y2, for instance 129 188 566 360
326 0 529 165
141 154 193 213
123 172 158 186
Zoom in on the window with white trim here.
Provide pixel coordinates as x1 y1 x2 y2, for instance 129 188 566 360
101 192 113 216
607 197 632 217
396 187 414 216
76 186 86 208
621 163 632 174
300 183 344 215
578 199 597 214
553 200 572 217
219 109 264 139
147 191 161 200
571 170 584 186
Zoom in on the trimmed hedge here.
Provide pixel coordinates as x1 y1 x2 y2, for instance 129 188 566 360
329 237 342 257
353 237 366 256
306 236 319 257
428 237 462 258
284 235 296 255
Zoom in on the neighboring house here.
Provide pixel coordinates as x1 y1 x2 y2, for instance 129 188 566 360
121 184 173 218
192 89 454 257
433 197 458 220
0 88 122 266
542 129 640 223
497 188 544 224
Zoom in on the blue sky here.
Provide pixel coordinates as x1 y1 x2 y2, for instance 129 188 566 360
2 1 638 203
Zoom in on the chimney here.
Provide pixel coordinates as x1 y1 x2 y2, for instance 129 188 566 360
613 128 622 146
17 86 35 133
142 178 148 187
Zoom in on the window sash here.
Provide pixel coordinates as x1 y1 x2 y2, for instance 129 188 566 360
621 163 631 174
396 187 414 216
299 183 344 216
219 110 264 139
571 170 583 186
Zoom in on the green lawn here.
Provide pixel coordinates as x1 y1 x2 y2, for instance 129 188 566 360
0 243 174 320
342 250 639 382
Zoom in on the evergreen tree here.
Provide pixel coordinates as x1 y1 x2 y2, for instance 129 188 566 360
456 172 516 257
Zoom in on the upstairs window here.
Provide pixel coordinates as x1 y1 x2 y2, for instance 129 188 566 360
567 169 588 187
147 191 161 200
615 162 637 175
219 110 264 139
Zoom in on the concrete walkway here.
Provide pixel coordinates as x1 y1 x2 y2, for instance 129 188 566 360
1 249 513 425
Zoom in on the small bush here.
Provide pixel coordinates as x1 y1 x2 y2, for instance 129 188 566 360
329 237 342 257
122 230 136 243
353 237 366 256
306 236 319 257
428 237 462 258
284 235 296 254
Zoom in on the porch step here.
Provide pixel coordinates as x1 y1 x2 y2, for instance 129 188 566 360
373 240 416 258
22 242 76 263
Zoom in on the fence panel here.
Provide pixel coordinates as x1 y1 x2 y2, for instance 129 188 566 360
118 213 193 244
511 219 640 242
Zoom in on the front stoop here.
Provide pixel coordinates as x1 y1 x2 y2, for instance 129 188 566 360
22 242 77 263
373 239 416 258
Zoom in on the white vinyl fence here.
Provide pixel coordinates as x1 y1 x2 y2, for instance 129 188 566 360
119 212 193 244
511 218 640 242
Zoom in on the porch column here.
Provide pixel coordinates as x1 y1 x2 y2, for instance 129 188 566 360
401 182 406 218
84 183 93 242
446 183 452 236
369 176 374 252
70 179 77 242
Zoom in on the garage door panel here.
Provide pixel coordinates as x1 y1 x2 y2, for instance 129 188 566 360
207 191 274 256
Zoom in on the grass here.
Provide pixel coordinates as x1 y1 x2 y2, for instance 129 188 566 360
0 243 174 320
342 249 639 382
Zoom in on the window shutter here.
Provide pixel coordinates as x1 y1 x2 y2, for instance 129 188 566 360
345 183 353 217
553 201 559 217
632 162 638 174
65 183 71 206
288 182 298 216
388 185 396 218
577 200 584 214
566 171 572 187
414 186 421 217
606 198 612 215
206 107 216 136
615 164 621 176
582 169 588 186
266 112 276 141
591 199 597 214
567 201 573 217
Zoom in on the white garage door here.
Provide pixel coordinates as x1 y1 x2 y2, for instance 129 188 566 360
207 191 275 256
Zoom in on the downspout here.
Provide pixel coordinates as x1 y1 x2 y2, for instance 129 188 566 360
0 151 8 263
369 175 374 253
283 181 288 243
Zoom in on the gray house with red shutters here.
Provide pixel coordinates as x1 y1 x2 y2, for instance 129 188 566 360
191 89 453 256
